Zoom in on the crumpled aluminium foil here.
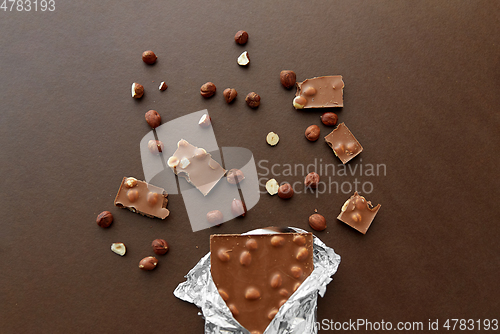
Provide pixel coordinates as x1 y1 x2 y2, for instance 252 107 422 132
173 227 341 334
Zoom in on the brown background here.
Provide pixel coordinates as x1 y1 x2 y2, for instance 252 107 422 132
1 1 499 333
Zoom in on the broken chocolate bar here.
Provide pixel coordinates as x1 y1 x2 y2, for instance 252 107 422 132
167 139 226 196
293 75 344 109
337 191 380 234
324 122 363 164
210 233 314 334
114 177 170 219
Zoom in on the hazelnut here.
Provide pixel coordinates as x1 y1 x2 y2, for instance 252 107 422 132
223 88 238 103
309 213 327 231
293 235 306 246
229 304 239 317
237 51 250 66
265 179 279 195
293 96 306 109
239 251 252 266
296 247 309 261
305 125 320 141
147 192 159 206
227 169 245 185
206 210 224 225
131 82 144 99
148 139 164 155
268 308 278 320
266 132 279 146
271 236 285 247
145 110 161 129
200 82 216 98
234 30 249 44
245 92 260 108
110 243 126 256
96 211 113 228
303 87 317 96
198 114 211 128
245 287 260 300
280 70 296 89
218 289 229 301
138 256 158 270
124 177 138 188
291 266 303 278
320 112 338 126
152 239 169 255
142 50 157 64
246 238 258 250
127 189 139 202
218 248 231 262
271 273 282 288
231 198 246 217
277 183 294 199
159 81 168 91
304 172 320 188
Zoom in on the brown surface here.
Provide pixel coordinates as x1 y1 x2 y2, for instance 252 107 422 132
1 1 499 333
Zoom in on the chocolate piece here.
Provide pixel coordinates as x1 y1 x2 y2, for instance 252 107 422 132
294 76 344 109
337 191 381 234
324 123 363 164
168 139 226 196
210 233 314 334
114 177 169 219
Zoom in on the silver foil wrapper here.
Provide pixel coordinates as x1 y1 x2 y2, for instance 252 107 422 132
173 227 341 334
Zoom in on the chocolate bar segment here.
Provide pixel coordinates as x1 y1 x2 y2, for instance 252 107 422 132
167 139 226 196
324 122 363 164
210 233 314 334
337 191 380 234
293 75 344 109
114 177 169 219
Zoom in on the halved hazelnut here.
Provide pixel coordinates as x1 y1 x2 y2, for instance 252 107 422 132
265 179 279 195
111 243 126 256
237 51 250 66
293 96 306 109
266 132 279 146
124 177 138 188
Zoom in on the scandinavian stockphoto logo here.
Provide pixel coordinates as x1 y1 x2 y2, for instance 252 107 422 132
140 109 260 232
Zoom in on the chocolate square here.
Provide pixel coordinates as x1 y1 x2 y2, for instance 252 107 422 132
324 122 363 164
337 192 380 234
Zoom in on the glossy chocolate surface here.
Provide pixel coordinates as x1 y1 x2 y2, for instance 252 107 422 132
337 192 381 234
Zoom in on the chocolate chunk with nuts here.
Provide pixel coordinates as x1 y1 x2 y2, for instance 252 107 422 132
200 82 216 98
337 191 381 234
152 239 169 255
294 76 344 109
96 211 113 228
145 110 161 129
324 123 363 164
245 92 260 108
304 172 320 188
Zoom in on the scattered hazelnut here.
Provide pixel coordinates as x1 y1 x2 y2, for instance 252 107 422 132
320 112 338 126
131 82 144 99
148 139 164 155
277 183 294 199
280 70 296 89
304 172 320 188
145 110 161 129
159 81 168 91
234 30 249 45
124 177 138 188
223 88 237 103
265 179 279 195
293 96 306 109
152 239 169 255
237 51 250 66
96 211 113 228
245 92 260 108
111 243 126 256
200 82 216 98
142 50 157 65
309 213 327 231
227 169 245 184
266 132 279 146
305 125 320 141
198 114 211 127
139 256 158 270
207 210 224 225
231 198 246 217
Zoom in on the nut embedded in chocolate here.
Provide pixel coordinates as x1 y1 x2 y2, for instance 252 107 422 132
223 88 237 103
206 210 224 225
305 125 320 141
304 172 320 188
309 213 327 231
280 70 296 89
293 96 306 109
245 92 260 108
96 211 113 228
320 112 338 126
231 198 246 217
152 238 169 255
131 82 144 99
148 139 164 155
142 50 157 65
139 256 158 270
145 110 161 129
234 30 248 45
200 82 216 98
278 183 294 199
226 168 245 185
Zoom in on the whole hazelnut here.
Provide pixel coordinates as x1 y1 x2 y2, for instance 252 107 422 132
142 50 157 65
207 210 224 225
96 211 113 228
245 92 260 108
200 82 216 98
304 172 320 188
223 88 238 103
227 169 245 185
139 256 158 271
309 213 327 231
152 239 169 255
234 30 249 45
148 139 164 155
131 82 144 99
145 110 161 129
320 112 338 126
305 125 320 141
280 70 296 89
278 183 294 199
